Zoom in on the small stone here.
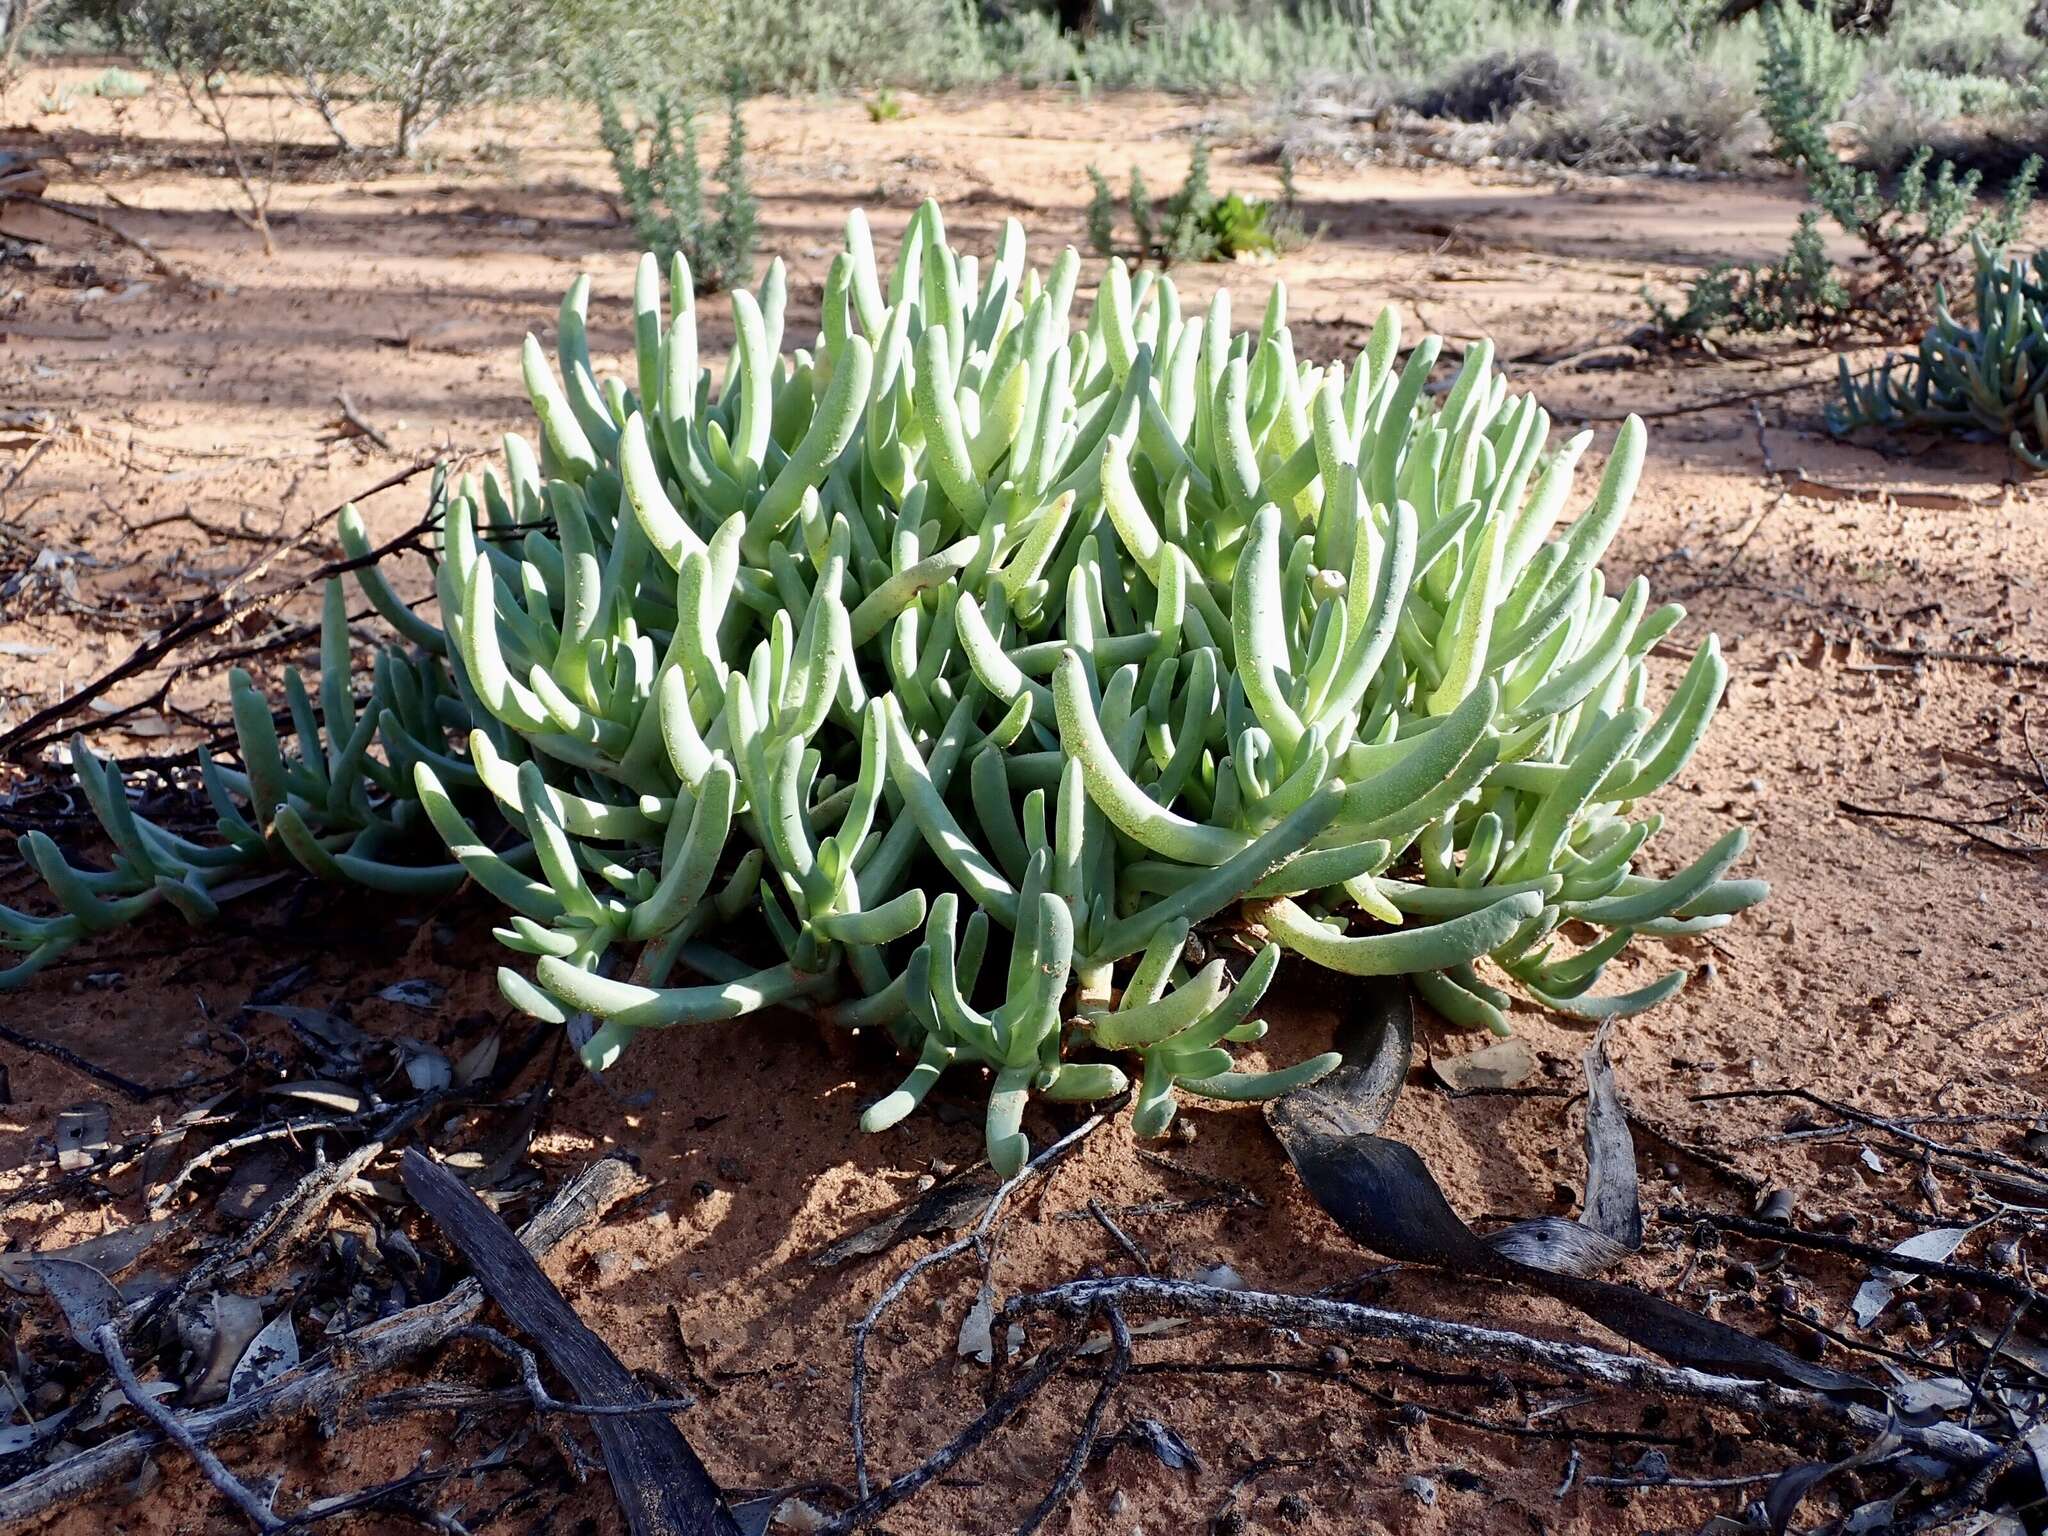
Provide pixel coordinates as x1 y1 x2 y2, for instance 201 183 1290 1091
1319 1346 1349 1372
1725 1260 1758 1290
1395 1403 1427 1428
1171 1117 1198 1144
1399 1476 1436 1507
716 1156 746 1183
1660 1161 1682 1181
1106 1490 1129 1517
1276 1492 1311 1523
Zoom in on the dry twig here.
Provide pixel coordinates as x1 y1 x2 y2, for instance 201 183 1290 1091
0 1156 644 1528
1007 1277 1999 1467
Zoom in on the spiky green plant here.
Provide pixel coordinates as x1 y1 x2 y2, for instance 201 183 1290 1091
6 206 1766 1176
1085 165 1118 260
1830 235 2048 468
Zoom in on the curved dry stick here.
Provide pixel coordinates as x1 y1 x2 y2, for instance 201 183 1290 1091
848 1105 1116 1498
1006 1277 1998 1469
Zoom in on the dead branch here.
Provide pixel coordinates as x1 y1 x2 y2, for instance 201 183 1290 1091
0 1019 161 1101
453 1324 698 1420
1665 1204 2039 1304
1838 798 2047 859
0 435 52 506
817 1329 1088 1536
1828 636 2048 674
1017 1308 1129 1536
1562 371 1833 422
847 1103 1118 1498
1 196 201 288
92 1322 283 1533
1005 1277 2000 1468
1695 1085 2048 1199
0 457 443 761
174 68 278 257
0 1155 644 1529
331 392 393 454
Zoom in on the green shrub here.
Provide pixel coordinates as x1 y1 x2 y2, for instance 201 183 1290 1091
597 77 756 294
89 64 148 96
53 0 572 155
1831 236 2048 468
1653 0 2041 346
1759 0 1860 158
1084 138 1303 266
0 523 485 988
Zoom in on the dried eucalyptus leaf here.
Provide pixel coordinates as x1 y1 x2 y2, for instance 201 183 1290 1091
264 1080 365 1115
957 1282 995 1366
0 1411 66 1455
53 1102 111 1172
188 1294 267 1404
75 1378 176 1431
453 1033 501 1087
245 1004 364 1053
811 1167 1000 1267
1429 1040 1535 1093
229 1310 300 1399
401 1041 453 1095
1125 1415 1200 1472
1852 1227 1973 1328
1579 1021 1642 1252
32 1257 122 1354
0 1218 172 1292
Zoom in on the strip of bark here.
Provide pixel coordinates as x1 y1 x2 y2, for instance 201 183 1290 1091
399 1149 740 1536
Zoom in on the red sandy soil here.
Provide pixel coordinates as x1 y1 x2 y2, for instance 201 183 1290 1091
1 68 2045 1536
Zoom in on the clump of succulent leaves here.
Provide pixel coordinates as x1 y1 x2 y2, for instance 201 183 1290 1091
2 204 1764 1174
1831 235 2048 469
0 549 481 989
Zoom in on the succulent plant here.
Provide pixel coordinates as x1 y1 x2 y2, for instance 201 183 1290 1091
1830 235 2048 469
443 204 1762 1171
0 569 480 988
4 204 1764 1174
